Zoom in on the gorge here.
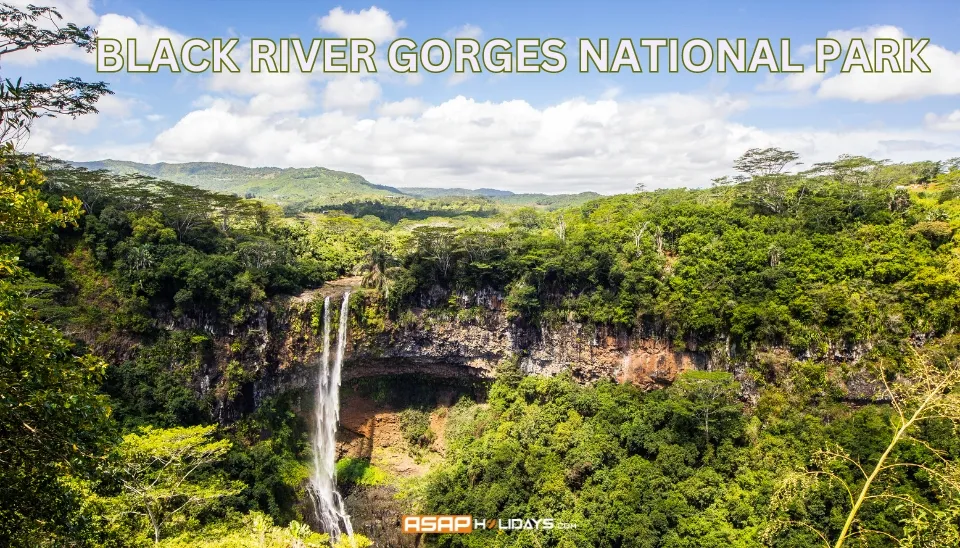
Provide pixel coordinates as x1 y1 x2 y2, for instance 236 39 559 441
8 151 960 547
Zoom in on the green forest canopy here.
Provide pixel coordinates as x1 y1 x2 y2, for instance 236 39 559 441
4 5 960 545
4 143 960 546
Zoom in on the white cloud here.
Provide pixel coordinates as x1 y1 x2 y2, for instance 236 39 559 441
202 40 322 115
445 24 483 41
23 94 146 154
322 77 382 112
378 98 427 117
12 6 960 193
925 110 960 132
93 94 142 118
600 87 622 100
152 102 269 160
96 13 188 62
758 66 826 92
10 0 98 25
318 6 405 45
55 92 960 194
812 26 960 102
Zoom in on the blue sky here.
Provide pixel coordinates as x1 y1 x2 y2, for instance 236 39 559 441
7 0 960 193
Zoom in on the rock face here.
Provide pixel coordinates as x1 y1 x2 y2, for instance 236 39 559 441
347 308 710 389
195 288 715 421
109 283 875 422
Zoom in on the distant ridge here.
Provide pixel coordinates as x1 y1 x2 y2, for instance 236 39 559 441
400 187 516 198
71 159 405 205
72 159 600 209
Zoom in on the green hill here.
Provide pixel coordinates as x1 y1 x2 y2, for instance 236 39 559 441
399 187 515 198
494 191 602 209
73 160 600 210
399 186 602 209
71 160 406 206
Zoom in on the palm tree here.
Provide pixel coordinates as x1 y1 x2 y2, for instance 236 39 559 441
360 243 395 297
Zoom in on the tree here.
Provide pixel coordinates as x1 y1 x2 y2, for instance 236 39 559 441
771 358 960 547
111 425 243 544
667 371 742 444
805 155 881 188
0 146 113 544
412 226 457 280
334 534 373 548
631 220 649 254
553 213 567 242
0 145 80 244
360 241 394 295
734 147 800 178
0 3 112 145
39 157 163 214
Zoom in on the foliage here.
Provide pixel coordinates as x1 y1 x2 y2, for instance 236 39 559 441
399 408 435 448
106 425 243 544
223 396 312 525
0 3 111 145
29 160 333 332
7 70 960 548
420 368 960 547
382 152 960 366
156 511 330 548
335 457 389 488
0 145 80 238
770 357 960 547
0 142 113 546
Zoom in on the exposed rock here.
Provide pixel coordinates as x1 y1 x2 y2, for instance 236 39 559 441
619 339 710 388
348 308 709 388
343 486 418 548
84 281 882 421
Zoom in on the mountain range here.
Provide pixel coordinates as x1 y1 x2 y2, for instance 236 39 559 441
71 160 600 209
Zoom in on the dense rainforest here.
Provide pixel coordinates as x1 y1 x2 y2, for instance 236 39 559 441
4 4 960 547
5 141 960 547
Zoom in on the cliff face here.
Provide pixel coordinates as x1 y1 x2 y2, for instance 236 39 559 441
187 287 715 420
87 282 877 422
347 307 710 388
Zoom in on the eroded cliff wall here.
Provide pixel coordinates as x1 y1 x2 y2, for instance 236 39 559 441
96 284 876 422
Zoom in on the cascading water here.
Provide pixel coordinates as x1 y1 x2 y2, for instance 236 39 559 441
310 292 355 542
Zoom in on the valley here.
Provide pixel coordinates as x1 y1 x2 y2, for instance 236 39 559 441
6 3 959 547
5 147 960 547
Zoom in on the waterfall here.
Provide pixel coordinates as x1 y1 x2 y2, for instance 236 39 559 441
310 292 355 542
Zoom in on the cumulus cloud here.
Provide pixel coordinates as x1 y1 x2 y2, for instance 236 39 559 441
205 42 320 115
54 93 960 194
322 78 382 112
93 94 143 118
12 4 960 193
445 24 483 41
24 94 147 155
925 110 960 132
758 66 826 92
96 13 188 62
810 26 960 102
378 98 427 117
318 6 405 45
